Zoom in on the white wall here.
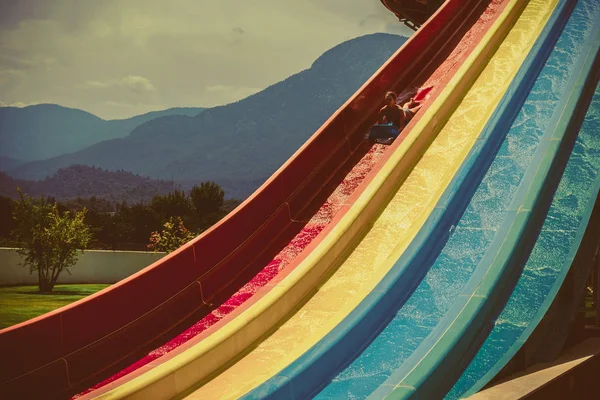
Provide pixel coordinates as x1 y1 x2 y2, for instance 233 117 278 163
0 248 166 285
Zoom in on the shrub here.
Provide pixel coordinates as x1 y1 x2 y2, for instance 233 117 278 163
12 191 92 293
147 216 197 254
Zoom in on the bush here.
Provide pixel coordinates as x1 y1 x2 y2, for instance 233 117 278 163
12 191 92 293
147 216 197 254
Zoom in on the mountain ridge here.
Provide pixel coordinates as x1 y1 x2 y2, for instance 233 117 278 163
7 33 408 198
0 104 205 161
0 165 180 204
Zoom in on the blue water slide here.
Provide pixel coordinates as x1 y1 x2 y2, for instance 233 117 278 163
449 3 600 398
377 20 600 400
312 0 599 397
240 0 576 399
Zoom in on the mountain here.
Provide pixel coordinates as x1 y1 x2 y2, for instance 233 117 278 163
8 33 408 199
0 156 25 171
0 165 179 204
107 107 204 131
0 105 204 161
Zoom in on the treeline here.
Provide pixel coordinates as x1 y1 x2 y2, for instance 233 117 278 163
0 166 181 205
0 181 242 251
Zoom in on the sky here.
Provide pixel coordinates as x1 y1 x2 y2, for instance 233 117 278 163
0 0 413 120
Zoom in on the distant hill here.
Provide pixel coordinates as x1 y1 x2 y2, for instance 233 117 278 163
0 105 204 161
0 156 25 171
9 33 408 199
109 107 204 130
0 165 179 204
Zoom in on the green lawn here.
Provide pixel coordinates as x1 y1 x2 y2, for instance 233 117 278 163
0 284 110 329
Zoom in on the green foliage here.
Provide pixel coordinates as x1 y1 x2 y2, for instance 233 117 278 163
147 217 197 254
0 196 15 239
190 182 224 214
0 165 180 205
118 202 161 244
63 196 115 213
1 182 236 252
151 190 193 222
223 198 243 213
190 182 225 228
12 191 92 293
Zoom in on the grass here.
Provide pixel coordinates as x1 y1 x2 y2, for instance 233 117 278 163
0 284 110 329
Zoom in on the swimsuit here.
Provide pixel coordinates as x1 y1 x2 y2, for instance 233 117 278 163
380 105 403 128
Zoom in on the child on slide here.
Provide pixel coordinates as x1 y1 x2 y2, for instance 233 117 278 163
378 91 404 128
370 91 424 144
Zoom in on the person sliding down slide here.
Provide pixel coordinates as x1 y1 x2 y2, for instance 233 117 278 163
368 87 430 144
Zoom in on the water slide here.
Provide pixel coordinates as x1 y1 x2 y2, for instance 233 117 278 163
0 0 491 398
225 0 600 397
326 0 599 398
85 0 600 397
244 0 599 398
2 0 598 398
448 0 600 396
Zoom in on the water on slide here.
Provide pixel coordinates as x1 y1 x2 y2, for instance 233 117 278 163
185 0 552 397
448 0 600 396
77 0 494 396
315 0 590 397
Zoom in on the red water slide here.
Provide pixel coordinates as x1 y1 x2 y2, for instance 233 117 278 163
0 0 485 398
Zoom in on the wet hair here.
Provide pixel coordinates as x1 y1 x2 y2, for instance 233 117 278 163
385 91 397 101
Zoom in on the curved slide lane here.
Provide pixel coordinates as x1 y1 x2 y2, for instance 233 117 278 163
0 0 488 399
241 0 575 397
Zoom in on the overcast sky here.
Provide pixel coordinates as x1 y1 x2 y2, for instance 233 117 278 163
0 0 413 119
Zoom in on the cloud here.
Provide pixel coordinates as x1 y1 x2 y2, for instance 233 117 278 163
122 75 156 93
84 80 109 89
9 101 35 107
105 100 135 108
0 50 35 70
0 100 40 108
0 0 55 29
0 0 414 119
83 75 156 94
0 69 26 91
0 0 120 34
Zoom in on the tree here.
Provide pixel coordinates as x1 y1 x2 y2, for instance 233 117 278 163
0 196 15 241
151 190 193 223
190 182 225 228
147 217 197 254
12 191 92 293
119 203 161 245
